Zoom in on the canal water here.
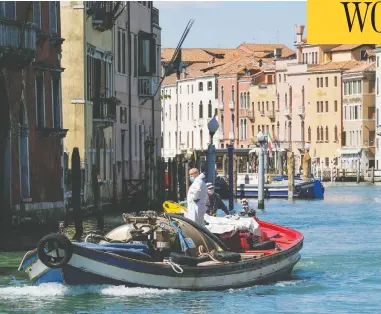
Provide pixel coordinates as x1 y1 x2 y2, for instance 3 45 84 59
0 184 380 313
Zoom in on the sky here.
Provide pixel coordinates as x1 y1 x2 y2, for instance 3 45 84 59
154 1 306 50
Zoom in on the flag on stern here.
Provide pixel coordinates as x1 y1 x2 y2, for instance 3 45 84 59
267 130 273 152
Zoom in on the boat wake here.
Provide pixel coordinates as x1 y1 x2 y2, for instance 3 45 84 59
0 283 179 300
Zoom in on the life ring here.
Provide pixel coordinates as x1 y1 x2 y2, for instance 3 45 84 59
37 233 73 268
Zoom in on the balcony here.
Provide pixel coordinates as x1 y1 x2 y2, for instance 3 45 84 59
0 18 37 69
377 125 381 136
218 102 224 110
228 100 235 110
93 97 119 126
297 105 305 116
295 141 305 150
239 109 254 121
266 110 275 121
284 107 292 118
138 76 159 97
152 7 160 26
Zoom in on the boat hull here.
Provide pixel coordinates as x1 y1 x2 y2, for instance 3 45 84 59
20 240 303 291
236 179 324 199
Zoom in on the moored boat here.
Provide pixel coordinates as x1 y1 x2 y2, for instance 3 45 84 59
19 211 303 291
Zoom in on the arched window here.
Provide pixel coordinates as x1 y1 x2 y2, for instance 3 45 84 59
179 131 182 146
277 122 280 140
289 86 292 108
325 126 329 142
169 105 171 120
301 121 305 142
244 119 247 139
231 85 235 101
244 92 247 108
302 86 305 107
179 103 182 120
308 126 311 142
187 103 189 120
191 103 194 120
199 101 203 118
200 129 203 149
277 93 280 110
208 100 212 118
285 93 288 107
221 86 224 103
240 92 243 108
247 92 250 109
288 121 292 141
320 126 324 141
334 125 338 141
317 127 320 141
198 82 203 91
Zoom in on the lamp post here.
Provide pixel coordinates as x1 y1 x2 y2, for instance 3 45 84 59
257 131 267 210
207 115 219 185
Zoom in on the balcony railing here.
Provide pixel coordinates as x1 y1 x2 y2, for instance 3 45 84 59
266 110 275 120
377 125 381 136
295 141 305 150
239 109 254 121
152 7 160 26
0 18 37 68
284 107 292 117
93 98 118 122
297 105 305 116
138 76 159 97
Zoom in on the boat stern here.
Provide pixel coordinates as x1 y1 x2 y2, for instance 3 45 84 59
18 249 64 285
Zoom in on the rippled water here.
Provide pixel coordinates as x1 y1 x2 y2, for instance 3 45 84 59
1 184 380 313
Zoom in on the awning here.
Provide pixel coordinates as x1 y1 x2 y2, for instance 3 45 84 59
339 148 362 156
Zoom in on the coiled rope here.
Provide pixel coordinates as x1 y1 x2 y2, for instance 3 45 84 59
163 259 184 274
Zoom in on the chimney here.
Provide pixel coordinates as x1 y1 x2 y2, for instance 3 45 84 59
295 24 305 44
274 48 282 59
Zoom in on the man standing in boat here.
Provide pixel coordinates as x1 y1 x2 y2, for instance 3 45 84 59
186 168 208 226
205 183 230 216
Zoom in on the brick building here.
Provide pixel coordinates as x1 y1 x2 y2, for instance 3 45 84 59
0 1 66 229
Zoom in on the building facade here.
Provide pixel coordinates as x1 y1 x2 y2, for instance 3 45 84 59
341 62 376 172
1 1 65 227
376 48 381 171
114 2 161 199
61 1 116 204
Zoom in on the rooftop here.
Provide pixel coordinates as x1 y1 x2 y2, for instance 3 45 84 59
308 60 366 72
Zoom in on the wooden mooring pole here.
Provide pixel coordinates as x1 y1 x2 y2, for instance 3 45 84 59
288 151 294 201
71 148 83 238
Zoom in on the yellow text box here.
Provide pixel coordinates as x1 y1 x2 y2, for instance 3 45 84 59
308 0 381 44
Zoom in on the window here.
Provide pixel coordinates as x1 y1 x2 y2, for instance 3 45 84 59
320 77 323 87
191 103 194 120
138 33 155 76
317 127 320 141
325 157 329 167
325 126 329 142
317 77 319 88
320 126 324 141
51 76 61 128
35 72 45 128
191 85 193 93
199 82 203 91
179 103 182 120
120 107 127 123
334 100 338 112
334 76 338 87
231 85 235 101
325 77 328 87
266 101 269 111
208 101 212 118
207 81 212 91
360 49 367 60
0 1 16 19
334 125 338 141
134 35 138 77
168 132 171 148
33 1 41 29
187 103 189 120
199 101 203 118
317 101 320 113
279 74 281 82
377 78 379 95
320 101 323 112
285 93 287 107
277 93 280 110
302 86 305 106
117 28 127 74
240 93 243 108
308 127 311 142
49 1 57 33
325 101 328 112
179 86 182 94
221 86 224 103
200 130 203 149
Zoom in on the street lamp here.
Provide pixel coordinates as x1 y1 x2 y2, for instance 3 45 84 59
207 115 219 185
257 131 267 210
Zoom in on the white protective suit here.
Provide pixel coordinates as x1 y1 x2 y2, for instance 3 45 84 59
186 173 208 226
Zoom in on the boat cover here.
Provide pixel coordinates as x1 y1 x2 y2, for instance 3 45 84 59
204 214 261 236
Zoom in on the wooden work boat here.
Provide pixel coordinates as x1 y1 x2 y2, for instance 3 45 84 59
18 212 304 291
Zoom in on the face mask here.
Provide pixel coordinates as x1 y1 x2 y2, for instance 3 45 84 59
190 177 195 183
